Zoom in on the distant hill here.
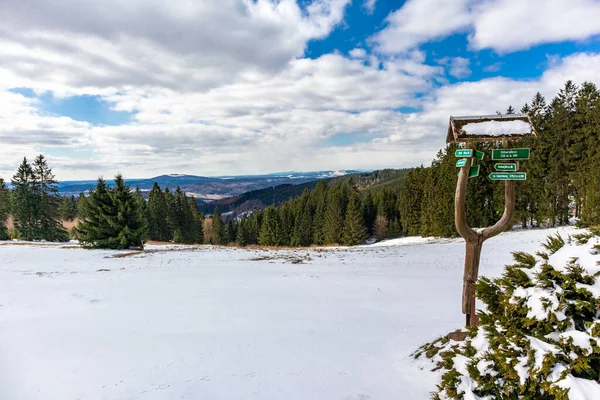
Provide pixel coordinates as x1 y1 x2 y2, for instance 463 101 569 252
56 170 362 201
200 168 411 216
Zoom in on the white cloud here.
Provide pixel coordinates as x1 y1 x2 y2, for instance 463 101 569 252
0 0 351 95
363 0 377 14
349 48 368 59
438 57 472 79
470 0 600 52
371 0 600 55
370 0 471 54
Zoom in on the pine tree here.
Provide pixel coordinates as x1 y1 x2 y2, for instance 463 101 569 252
226 220 237 244
323 187 344 244
11 157 37 240
398 167 424 236
211 207 226 245
107 175 147 249
189 196 204 244
0 178 10 240
77 193 88 219
362 192 377 236
147 182 171 241
76 178 116 247
77 176 147 249
259 206 280 246
341 193 366 246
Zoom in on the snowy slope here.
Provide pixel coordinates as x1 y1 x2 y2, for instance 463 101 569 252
0 227 574 400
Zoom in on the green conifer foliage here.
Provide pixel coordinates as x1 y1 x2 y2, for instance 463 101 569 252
147 182 172 241
11 157 37 240
0 178 10 240
211 207 226 245
31 154 68 241
398 167 425 236
259 206 281 246
429 231 600 399
341 193 366 245
77 176 147 249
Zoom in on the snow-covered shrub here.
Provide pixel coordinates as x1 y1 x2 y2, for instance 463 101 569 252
427 229 600 400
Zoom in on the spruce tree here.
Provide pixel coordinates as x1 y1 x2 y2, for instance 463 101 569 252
341 193 366 246
189 196 204 244
31 154 68 241
108 175 147 249
259 206 280 246
147 183 172 241
211 207 226 245
77 193 88 219
76 178 116 247
0 178 10 240
323 187 344 244
11 157 37 240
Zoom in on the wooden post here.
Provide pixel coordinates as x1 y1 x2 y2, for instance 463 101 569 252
455 142 516 327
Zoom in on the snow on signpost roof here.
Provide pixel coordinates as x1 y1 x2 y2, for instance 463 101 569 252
446 114 537 143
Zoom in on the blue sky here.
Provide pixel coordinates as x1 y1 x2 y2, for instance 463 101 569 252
1 0 600 180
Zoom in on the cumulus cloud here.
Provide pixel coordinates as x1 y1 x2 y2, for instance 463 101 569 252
371 0 600 54
370 0 472 54
0 0 351 95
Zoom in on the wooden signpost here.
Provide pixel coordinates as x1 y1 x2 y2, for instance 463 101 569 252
448 114 537 327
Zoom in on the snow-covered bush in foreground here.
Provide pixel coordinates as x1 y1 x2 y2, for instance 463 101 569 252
417 228 600 400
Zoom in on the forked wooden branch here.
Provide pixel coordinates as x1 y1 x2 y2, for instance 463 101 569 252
455 143 516 326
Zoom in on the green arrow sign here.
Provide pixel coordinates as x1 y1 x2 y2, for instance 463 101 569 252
492 148 530 160
455 149 473 157
459 165 480 178
494 163 518 172
474 150 484 160
456 158 467 167
489 172 527 181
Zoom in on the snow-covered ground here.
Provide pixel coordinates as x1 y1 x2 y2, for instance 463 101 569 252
0 226 574 400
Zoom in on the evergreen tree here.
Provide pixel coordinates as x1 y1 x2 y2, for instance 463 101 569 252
0 178 10 239
147 182 172 241
211 207 226 245
226 219 237 244
398 167 424 236
108 175 147 249
77 193 88 219
11 157 37 240
362 192 377 236
259 206 280 246
189 196 204 244
76 178 116 247
77 176 147 249
341 193 366 246
323 186 345 244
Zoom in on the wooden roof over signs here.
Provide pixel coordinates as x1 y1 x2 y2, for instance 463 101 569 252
446 114 538 144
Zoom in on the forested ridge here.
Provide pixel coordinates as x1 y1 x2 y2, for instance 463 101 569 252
1 80 599 248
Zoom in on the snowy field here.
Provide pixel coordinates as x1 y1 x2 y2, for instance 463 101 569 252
0 226 574 400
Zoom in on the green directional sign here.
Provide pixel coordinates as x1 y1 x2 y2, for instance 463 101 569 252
456 158 467 167
474 150 484 160
459 165 480 178
455 149 473 158
494 163 518 172
489 172 527 181
492 148 530 160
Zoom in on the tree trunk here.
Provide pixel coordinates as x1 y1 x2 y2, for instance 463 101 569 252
462 238 483 326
